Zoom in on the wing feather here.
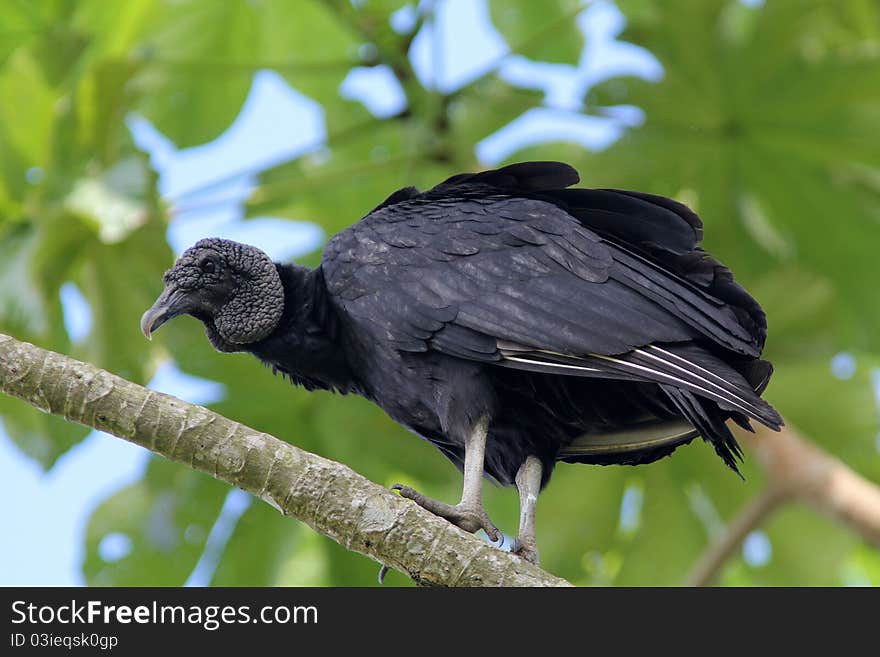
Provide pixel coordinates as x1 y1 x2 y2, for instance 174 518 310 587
322 162 779 436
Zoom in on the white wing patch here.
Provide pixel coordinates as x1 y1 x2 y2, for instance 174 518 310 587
504 355 600 373
498 342 771 422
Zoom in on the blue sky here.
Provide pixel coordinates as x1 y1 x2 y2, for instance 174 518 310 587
1 0 788 585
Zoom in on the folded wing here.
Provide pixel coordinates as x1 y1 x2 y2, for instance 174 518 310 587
322 162 782 470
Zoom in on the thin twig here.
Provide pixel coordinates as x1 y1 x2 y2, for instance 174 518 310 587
686 422 880 586
745 423 880 547
685 485 786 587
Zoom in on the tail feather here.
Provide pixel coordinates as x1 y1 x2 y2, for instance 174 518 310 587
499 342 782 431
497 339 782 474
660 384 745 476
630 344 782 428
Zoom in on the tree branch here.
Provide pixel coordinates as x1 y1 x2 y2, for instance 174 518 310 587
0 333 571 587
746 422 880 546
686 422 880 586
684 486 784 587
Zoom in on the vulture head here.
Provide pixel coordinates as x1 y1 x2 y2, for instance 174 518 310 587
141 238 284 350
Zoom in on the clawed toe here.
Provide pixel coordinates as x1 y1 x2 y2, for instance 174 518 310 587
511 537 540 565
390 483 420 500
454 506 502 544
391 483 502 544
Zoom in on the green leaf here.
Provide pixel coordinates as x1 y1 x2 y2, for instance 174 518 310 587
449 75 545 161
76 59 143 166
69 0 161 58
0 395 88 469
752 506 856 586
128 1 260 147
77 217 172 383
0 224 53 340
747 266 840 362
210 499 313 586
764 354 880 481
582 0 880 352
0 48 57 168
256 0 359 111
84 456 229 585
530 464 628 585
111 0 362 148
612 463 709 585
30 24 90 87
0 219 91 468
488 0 585 64
322 538 389 587
65 156 151 244
841 543 880 586
246 119 419 234
0 13 39 69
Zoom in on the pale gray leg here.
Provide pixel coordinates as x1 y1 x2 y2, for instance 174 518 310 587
459 416 489 510
511 455 542 565
392 416 502 544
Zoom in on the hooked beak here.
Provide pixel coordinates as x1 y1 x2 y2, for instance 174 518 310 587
140 286 188 340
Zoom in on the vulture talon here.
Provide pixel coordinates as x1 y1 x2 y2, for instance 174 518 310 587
392 483 502 544
510 537 540 566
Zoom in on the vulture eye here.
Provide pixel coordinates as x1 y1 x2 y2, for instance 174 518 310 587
199 259 216 274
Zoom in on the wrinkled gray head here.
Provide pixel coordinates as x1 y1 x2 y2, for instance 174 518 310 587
141 238 284 349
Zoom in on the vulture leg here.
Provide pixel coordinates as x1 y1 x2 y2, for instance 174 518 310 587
511 456 542 565
392 417 502 544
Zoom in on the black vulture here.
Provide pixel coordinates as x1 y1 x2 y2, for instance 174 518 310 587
141 161 782 565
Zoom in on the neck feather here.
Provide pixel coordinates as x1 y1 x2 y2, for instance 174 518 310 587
248 264 355 393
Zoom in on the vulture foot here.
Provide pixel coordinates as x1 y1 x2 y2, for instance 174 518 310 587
391 484 503 545
510 536 540 565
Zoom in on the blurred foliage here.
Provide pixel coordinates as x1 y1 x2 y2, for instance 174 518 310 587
1 0 879 586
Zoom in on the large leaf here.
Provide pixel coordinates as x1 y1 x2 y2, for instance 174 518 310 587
246 74 543 232
0 223 89 467
745 505 857 587
580 0 880 352
210 499 315 586
0 0 171 463
0 396 88 470
764 355 880 482
488 0 585 65
129 1 259 147
258 0 362 131
0 49 56 169
246 118 421 233
76 218 171 383
83 455 228 586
